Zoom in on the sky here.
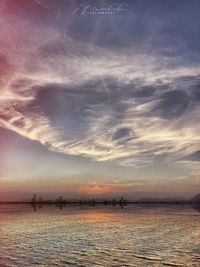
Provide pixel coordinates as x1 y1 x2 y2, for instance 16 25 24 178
0 0 200 200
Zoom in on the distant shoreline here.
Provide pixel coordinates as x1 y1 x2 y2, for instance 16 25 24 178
0 201 199 205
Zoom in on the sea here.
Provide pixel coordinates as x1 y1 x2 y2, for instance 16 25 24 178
0 204 199 267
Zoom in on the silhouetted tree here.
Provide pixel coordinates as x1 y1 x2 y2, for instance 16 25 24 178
31 194 37 203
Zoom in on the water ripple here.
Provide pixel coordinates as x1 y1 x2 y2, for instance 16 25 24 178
0 205 199 267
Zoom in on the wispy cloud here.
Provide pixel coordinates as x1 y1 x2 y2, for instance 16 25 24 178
0 1 200 182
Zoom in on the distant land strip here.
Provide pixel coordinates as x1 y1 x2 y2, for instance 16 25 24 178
0 193 199 205
0 201 199 205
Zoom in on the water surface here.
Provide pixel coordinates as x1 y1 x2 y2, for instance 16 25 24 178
0 204 199 267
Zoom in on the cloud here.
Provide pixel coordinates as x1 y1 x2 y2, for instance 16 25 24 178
112 127 132 141
154 90 190 119
180 151 200 162
0 0 200 179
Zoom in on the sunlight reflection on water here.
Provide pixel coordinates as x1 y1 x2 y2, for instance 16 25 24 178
0 204 199 267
